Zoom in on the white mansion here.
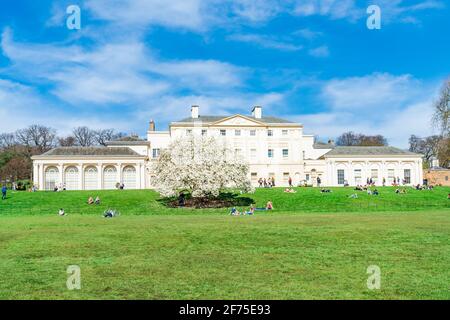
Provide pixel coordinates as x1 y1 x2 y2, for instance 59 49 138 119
32 106 423 190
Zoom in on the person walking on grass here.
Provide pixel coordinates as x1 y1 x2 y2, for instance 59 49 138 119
1 185 6 200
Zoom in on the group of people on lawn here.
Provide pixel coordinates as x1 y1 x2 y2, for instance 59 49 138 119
230 201 273 216
258 177 276 188
87 196 101 205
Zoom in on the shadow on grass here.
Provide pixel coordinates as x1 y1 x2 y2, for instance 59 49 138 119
158 192 254 209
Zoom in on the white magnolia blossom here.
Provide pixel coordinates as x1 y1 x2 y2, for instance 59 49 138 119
152 135 254 198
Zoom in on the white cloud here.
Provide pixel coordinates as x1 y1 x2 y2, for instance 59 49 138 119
293 0 361 20
84 0 207 31
227 33 303 51
292 28 323 40
1 29 246 106
322 73 420 111
309 45 330 58
297 73 439 147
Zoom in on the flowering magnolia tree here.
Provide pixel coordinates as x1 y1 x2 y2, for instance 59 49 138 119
152 135 254 198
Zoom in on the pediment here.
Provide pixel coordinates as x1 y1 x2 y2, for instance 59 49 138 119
211 115 265 127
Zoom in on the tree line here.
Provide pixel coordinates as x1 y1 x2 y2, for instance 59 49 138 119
0 126 127 184
409 79 450 168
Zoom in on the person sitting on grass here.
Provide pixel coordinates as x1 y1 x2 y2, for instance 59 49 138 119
373 189 379 196
367 189 373 195
395 188 400 194
266 201 273 210
245 205 255 215
349 193 358 199
447 193 450 200
103 209 119 218
230 207 240 216
284 188 296 193
58 208 65 216
87 196 94 205
320 188 332 193
95 196 101 205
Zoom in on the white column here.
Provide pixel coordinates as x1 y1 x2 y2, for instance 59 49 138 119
97 164 103 190
39 164 45 190
78 164 83 190
418 159 423 184
58 163 64 187
136 163 140 189
119 163 123 184
348 161 354 186
33 163 39 187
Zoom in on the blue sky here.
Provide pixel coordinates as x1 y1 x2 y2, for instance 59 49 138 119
0 0 449 147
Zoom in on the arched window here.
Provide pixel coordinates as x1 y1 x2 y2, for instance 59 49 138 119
64 166 79 190
103 166 117 190
84 166 98 190
122 166 137 189
45 166 59 190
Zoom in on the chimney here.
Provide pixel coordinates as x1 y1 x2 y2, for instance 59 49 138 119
191 105 199 119
149 119 155 131
252 106 262 119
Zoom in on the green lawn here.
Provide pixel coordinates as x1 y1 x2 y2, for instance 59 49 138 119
0 187 449 299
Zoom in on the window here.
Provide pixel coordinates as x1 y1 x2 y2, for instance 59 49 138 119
388 169 395 183
354 169 362 185
282 149 289 158
404 169 411 184
306 174 310 181
282 130 288 136
251 172 258 182
337 169 345 185
250 130 256 136
445 176 449 181
201 129 207 136
152 148 160 158
235 130 241 136
371 169 378 183
250 148 257 158
267 130 273 137
268 149 274 158
283 172 289 182
302 151 306 160
220 129 226 136
235 148 242 156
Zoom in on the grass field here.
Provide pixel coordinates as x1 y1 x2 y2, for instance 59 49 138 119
0 187 449 299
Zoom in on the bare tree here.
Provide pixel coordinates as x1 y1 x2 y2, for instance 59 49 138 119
336 131 359 146
72 126 96 147
58 136 77 147
409 135 441 164
432 78 450 137
95 129 117 146
336 131 388 146
0 133 16 149
15 125 56 153
0 156 31 181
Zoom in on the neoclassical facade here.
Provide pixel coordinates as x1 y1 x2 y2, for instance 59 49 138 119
32 106 423 190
